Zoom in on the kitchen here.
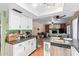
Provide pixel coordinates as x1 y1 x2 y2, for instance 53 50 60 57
0 3 79 56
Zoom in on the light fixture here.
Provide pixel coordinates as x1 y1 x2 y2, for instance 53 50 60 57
57 19 61 20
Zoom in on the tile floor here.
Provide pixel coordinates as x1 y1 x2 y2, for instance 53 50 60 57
30 38 44 56
30 46 43 56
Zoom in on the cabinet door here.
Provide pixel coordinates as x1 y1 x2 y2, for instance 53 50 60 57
24 41 30 56
9 10 20 30
25 40 32 55
31 38 36 52
13 42 25 56
27 18 32 30
22 15 27 30
24 41 28 56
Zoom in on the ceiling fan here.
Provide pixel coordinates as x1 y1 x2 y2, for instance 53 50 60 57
53 15 66 20
50 15 66 24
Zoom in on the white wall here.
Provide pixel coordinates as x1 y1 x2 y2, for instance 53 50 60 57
32 21 45 35
72 17 78 39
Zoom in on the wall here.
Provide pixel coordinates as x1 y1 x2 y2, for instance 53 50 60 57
32 21 45 35
1 10 9 55
72 17 78 40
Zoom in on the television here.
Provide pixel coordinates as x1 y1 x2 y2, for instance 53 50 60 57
59 29 66 33
52 29 57 34
52 29 66 34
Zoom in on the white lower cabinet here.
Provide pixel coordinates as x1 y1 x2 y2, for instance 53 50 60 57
25 39 32 56
31 38 36 52
24 41 29 55
13 42 25 56
6 38 36 56
71 46 79 56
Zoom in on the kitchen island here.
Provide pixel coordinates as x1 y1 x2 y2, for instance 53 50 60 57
70 39 79 56
5 37 36 56
44 37 72 56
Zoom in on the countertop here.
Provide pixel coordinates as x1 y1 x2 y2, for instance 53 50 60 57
51 41 72 49
44 37 51 42
6 37 36 45
71 39 79 53
44 37 72 46
44 37 79 53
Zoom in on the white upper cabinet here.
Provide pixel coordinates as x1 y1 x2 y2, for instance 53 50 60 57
20 14 26 30
27 18 32 30
9 10 32 30
9 10 20 30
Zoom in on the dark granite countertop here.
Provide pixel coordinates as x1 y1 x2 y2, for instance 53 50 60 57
44 37 79 53
44 37 51 42
6 37 36 45
51 41 72 49
44 37 72 45
71 39 79 53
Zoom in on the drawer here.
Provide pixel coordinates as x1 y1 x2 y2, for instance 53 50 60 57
13 42 24 51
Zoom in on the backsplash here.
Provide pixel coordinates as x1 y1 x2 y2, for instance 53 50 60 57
7 30 32 34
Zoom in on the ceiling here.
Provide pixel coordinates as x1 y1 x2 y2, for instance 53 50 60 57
1 3 79 24
17 3 79 24
0 3 37 18
24 3 64 16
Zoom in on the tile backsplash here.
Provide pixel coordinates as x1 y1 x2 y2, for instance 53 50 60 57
7 30 32 34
